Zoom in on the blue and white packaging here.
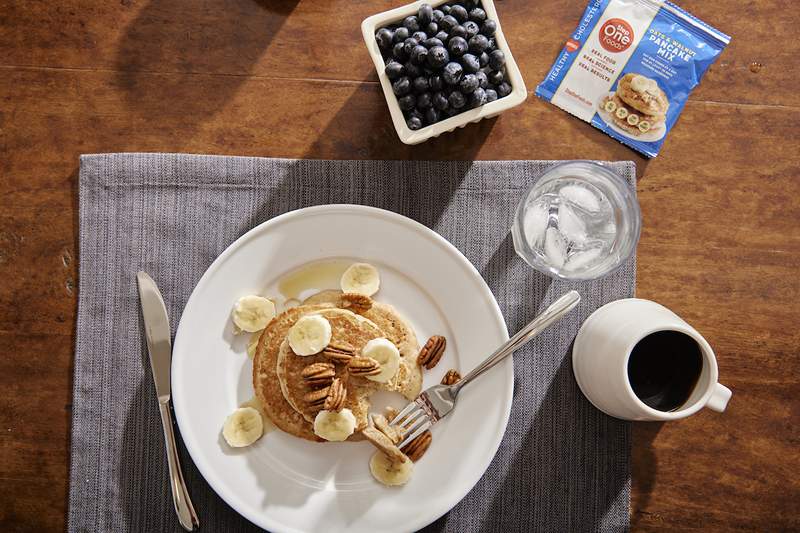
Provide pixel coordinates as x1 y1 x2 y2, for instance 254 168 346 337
536 0 730 158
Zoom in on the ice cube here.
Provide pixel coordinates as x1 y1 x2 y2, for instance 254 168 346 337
544 227 567 268
557 203 588 244
523 202 550 249
559 184 601 212
565 247 604 272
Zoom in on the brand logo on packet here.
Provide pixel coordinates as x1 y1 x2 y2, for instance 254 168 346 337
599 18 634 53
565 38 580 53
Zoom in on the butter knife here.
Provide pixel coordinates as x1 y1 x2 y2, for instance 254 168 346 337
137 271 199 531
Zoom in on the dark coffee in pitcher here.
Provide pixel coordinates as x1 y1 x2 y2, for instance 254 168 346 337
627 330 703 412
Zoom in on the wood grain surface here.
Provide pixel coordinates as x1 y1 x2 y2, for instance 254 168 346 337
1 0 798 531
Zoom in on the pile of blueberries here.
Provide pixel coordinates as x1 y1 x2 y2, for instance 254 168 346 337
375 1 512 130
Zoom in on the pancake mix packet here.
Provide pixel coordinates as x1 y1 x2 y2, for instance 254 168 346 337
535 0 730 157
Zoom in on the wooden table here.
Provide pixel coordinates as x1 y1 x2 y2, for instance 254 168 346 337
1 1 798 531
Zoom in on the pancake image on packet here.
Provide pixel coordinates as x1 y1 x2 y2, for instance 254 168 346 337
535 0 730 158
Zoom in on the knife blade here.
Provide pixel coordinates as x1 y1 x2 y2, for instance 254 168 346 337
137 271 172 402
136 271 199 531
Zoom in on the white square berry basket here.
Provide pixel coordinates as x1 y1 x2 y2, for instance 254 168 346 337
362 0 527 145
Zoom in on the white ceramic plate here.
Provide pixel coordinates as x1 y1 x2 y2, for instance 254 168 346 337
596 92 667 142
172 205 511 533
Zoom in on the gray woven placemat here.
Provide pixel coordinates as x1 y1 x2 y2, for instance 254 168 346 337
69 153 635 533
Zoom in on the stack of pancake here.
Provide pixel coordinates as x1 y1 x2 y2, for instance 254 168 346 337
252 290 422 442
602 73 669 137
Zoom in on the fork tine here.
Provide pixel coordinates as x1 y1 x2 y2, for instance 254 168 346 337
397 414 429 441
397 419 432 450
389 401 419 426
395 407 426 430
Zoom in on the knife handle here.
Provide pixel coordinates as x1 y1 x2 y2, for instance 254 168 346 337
158 401 200 531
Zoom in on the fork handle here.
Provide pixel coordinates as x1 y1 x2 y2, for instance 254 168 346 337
454 291 581 392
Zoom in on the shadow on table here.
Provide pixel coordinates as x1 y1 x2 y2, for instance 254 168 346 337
114 0 299 119
631 421 664 530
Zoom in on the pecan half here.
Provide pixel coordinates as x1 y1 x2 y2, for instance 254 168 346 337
347 356 381 377
303 386 330 411
322 343 355 364
372 413 402 444
401 431 432 462
441 369 461 386
363 425 406 464
301 362 335 387
323 378 346 412
340 292 373 314
417 335 446 369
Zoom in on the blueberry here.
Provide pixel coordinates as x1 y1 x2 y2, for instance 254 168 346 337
411 45 428 65
433 91 449 110
448 36 468 57
449 90 466 109
459 74 479 94
489 49 506 70
393 26 410 43
479 52 490 68
432 9 444 23
425 22 438 35
417 92 433 109
413 76 429 93
486 38 497 51
469 7 486 23
404 37 419 55
469 34 490 54
376 28 394 51
423 37 444 49
450 4 468 23
424 107 440 124
488 72 504 88
469 87 487 107
408 108 425 122
463 21 480 39
428 74 444 91
485 88 498 102
450 25 468 39
481 20 497 36
403 16 420 32
385 61 405 80
404 61 422 78
427 45 449 69
418 3 434 25
442 61 464 85
435 30 449 42
392 42 408 61
439 15 458 32
398 93 416 111
392 76 411 96
407 115 423 130
475 70 489 88
497 81 512 97
441 5 452 14
461 53 480 73
412 31 428 42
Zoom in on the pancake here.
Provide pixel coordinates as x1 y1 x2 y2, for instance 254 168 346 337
602 94 665 137
252 303 334 441
277 308 384 438
303 290 423 400
616 73 669 118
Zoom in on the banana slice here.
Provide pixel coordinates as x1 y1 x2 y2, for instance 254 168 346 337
626 113 640 126
232 296 276 333
615 106 629 120
287 314 332 356
631 74 649 93
603 99 617 113
361 338 401 383
313 408 357 441
246 330 262 359
340 263 380 296
638 120 652 133
369 451 414 486
222 407 264 447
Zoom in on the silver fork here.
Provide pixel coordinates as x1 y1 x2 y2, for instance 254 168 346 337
391 290 581 449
